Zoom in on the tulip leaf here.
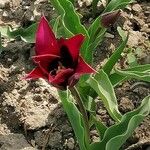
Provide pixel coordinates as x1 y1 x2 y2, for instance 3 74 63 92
50 0 92 63
103 34 128 75
104 0 135 12
109 73 128 87
87 70 122 122
117 26 126 41
90 95 150 150
114 67 150 82
58 89 88 150
109 64 150 86
0 23 37 43
92 115 108 140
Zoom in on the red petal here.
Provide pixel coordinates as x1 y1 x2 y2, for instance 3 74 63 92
59 34 84 62
35 16 59 55
75 57 96 75
32 54 60 75
32 54 59 63
50 68 74 85
24 67 47 80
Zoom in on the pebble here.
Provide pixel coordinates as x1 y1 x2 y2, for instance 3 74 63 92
132 4 142 13
0 0 10 9
105 32 115 38
66 137 75 149
119 97 134 113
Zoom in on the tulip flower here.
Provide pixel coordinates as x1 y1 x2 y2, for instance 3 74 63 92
25 16 95 89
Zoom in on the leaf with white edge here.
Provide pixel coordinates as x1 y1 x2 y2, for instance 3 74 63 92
87 70 122 122
117 26 126 41
0 23 37 43
115 67 150 82
92 115 107 140
58 89 88 150
50 0 91 62
90 96 150 150
109 72 128 87
103 34 128 75
104 0 134 12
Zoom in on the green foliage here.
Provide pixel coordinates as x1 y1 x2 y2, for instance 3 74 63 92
104 0 135 12
92 115 108 140
115 65 150 82
58 89 89 150
103 34 128 75
87 70 122 122
90 96 150 150
49 0 91 62
0 23 37 43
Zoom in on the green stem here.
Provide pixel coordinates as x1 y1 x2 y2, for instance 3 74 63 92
69 86 90 144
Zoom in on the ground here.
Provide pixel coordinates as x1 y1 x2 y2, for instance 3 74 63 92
0 0 150 150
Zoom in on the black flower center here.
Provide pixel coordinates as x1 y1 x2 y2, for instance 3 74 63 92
60 45 74 68
48 45 74 76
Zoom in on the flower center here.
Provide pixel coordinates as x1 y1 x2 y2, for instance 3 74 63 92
48 45 74 77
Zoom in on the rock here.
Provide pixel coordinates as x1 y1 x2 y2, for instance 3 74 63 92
132 4 142 13
23 106 54 129
127 31 143 47
2 11 9 18
33 7 41 21
66 137 75 150
119 97 134 113
48 131 62 148
0 0 10 9
12 0 21 8
0 134 37 150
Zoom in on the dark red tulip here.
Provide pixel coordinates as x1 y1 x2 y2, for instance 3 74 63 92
25 16 95 89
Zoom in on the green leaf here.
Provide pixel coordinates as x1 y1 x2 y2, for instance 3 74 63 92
92 115 107 140
115 66 150 82
109 64 150 86
109 72 128 87
104 0 134 12
87 70 122 122
127 52 138 67
117 26 126 41
103 34 128 75
53 16 61 37
0 23 37 43
90 95 150 150
49 0 91 62
58 89 88 150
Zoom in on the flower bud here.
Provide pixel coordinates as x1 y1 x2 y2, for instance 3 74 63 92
101 10 121 28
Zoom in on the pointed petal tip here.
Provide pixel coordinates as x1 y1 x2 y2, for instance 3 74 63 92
75 57 96 75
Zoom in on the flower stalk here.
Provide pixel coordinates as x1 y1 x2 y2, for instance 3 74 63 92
69 86 90 144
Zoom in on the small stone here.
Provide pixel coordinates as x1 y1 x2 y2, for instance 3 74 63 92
132 4 142 13
33 8 41 21
66 137 75 149
0 0 10 9
119 97 134 113
105 32 115 38
127 31 142 47
48 131 62 148
2 11 9 18
0 134 36 150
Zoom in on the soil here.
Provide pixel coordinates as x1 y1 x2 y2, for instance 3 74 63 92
0 0 149 150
